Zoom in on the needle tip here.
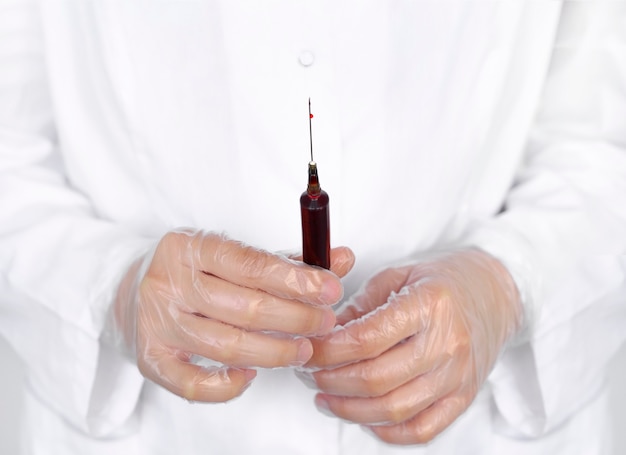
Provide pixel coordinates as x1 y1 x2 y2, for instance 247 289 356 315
308 99 314 162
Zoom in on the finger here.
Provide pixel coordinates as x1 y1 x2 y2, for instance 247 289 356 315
307 284 428 369
328 246 355 278
313 361 460 426
161 311 314 368
335 266 413 326
290 246 355 278
365 391 473 445
181 267 336 336
311 333 439 397
137 352 257 403
159 231 343 306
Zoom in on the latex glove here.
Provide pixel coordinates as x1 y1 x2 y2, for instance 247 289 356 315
302 248 521 445
112 229 355 403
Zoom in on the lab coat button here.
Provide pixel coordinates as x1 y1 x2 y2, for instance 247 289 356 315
298 51 315 67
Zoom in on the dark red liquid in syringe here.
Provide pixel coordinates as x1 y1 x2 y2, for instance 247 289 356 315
300 161 330 269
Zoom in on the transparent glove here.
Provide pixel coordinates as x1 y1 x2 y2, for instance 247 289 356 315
301 248 521 445
112 229 355 403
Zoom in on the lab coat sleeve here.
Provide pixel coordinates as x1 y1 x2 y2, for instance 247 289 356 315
460 2 626 437
0 1 152 437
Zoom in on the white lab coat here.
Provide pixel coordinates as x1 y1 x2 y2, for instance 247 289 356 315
1 1 625 454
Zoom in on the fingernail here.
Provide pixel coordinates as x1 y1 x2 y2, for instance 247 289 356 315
321 280 343 305
334 248 356 277
293 340 313 366
243 369 257 382
315 395 334 417
238 369 257 394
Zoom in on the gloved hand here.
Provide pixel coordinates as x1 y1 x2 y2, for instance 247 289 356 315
112 229 355 403
302 248 521 445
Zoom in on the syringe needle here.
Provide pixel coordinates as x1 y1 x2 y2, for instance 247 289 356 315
309 98 314 163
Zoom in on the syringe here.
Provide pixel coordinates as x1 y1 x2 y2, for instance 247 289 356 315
300 99 330 269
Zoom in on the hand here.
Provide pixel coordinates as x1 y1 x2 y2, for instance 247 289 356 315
113 229 355 403
302 249 521 445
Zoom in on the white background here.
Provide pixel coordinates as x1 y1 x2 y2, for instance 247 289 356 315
1 336 625 454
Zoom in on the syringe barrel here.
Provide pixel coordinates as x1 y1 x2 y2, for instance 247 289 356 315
300 190 330 269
